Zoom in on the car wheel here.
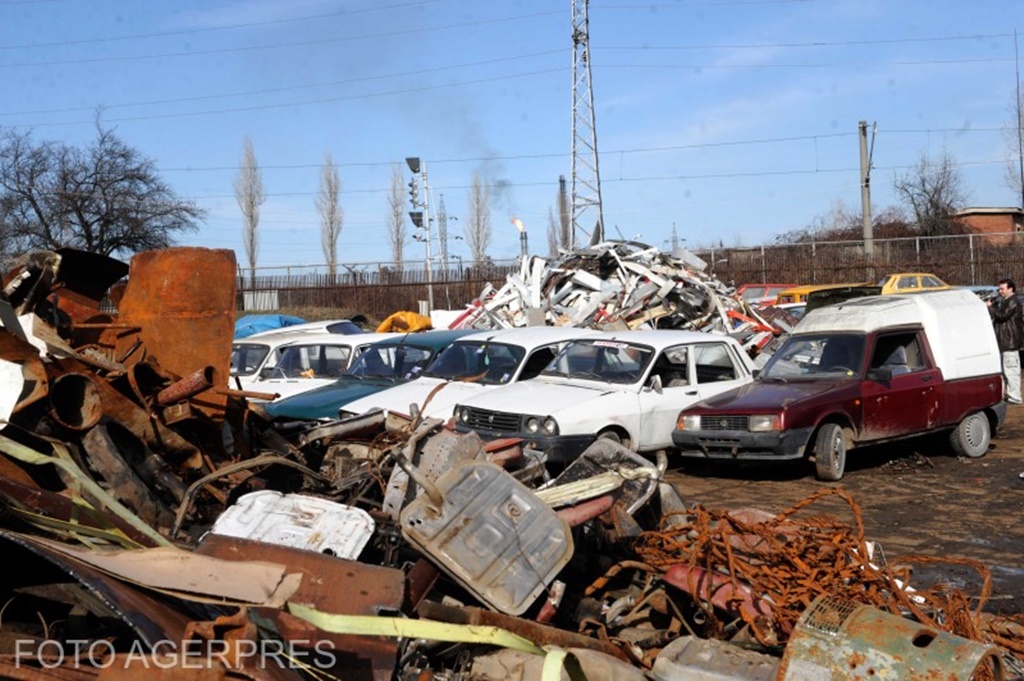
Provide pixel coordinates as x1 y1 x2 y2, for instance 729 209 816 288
950 411 990 458
813 423 846 481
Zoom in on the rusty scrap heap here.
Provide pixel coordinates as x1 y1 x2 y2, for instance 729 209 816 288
451 241 792 352
0 247 1021 679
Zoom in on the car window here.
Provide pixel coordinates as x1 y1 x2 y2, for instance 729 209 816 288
692 343 740 383
652 345 690 386
765 286 788 299
740 286 766 300
325 320 365 334
542 339 653 384
761 334 865 379
519 345 559 380
921 275 943 288
895 275 919 290
348 344 432 378
424 341 525 385
869 333 926 374
275 344 352 378
230 343 271 376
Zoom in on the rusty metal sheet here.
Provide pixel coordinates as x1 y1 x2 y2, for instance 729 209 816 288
116 248 236 419
0 530 191 646
52 248 129 325
197 534 402 681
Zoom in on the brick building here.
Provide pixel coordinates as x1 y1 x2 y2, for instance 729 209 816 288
954 207 1024 244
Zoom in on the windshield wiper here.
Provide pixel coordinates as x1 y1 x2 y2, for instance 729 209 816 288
573 370 607 381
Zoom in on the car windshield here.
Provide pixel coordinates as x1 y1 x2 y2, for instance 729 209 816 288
231 343 271 376
760 334 865 380
270 343 353 379
541 339 654 384
423 341 525 385
325 320 365 334
347 344 433 379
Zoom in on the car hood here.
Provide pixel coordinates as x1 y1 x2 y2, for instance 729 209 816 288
264 376 397 420
456 379 621 415
693 378 846 412
343 377 491 419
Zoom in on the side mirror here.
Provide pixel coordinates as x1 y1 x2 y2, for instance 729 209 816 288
648 374 663 393
259 366 277 380
752 369 760 379
867 367 892 382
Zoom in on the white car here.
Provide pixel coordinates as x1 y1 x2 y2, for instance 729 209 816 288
451 330 756 463
339 327 600 421
230 329 324 393
242 332 398 400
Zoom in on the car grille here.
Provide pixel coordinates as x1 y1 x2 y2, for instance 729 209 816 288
700 415 749 431
463 407 521 432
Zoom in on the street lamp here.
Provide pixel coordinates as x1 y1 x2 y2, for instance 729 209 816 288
406 157 433 312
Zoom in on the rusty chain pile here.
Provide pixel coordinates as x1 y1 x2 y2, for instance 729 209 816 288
634 487 1024 661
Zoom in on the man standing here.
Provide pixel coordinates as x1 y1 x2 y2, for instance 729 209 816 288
988 278 1023 404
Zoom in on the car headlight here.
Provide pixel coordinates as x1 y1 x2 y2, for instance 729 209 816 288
748 414 781 432
542 417 558 435
678 414 701 430
456 406 469 422
525 417 541 433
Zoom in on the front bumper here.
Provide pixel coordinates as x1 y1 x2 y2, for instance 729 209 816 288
454 424 596 463
672 425 815 461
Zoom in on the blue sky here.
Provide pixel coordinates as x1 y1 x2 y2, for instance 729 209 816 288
2 0 1022 272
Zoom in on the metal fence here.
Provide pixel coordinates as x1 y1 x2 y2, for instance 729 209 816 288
692 231 1024 287
236 232 1024 317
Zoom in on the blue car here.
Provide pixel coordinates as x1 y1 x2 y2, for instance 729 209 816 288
261 329 474 421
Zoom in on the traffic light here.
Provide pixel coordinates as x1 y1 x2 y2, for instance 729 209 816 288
408 177 419 206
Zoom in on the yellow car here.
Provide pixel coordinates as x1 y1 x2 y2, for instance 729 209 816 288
775 282 872 304
875 272 951 295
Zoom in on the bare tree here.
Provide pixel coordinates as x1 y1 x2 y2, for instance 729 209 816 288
0 125 203 258
387 165 406 272
465 171 491 266
234 137 264 286
892 149 970 237
317 153 343 279
1004 89 1024 206
546 206 559 257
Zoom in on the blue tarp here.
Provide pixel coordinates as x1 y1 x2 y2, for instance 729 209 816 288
234 314 307 339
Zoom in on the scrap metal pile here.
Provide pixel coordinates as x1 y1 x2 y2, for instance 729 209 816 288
450 241 796 354
0 246 1022 679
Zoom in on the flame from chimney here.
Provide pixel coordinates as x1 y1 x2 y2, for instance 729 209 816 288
511 218 525 233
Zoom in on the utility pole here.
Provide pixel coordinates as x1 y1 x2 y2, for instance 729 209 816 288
669 222 679 251
570 0 605 248
859 121 876 256
436 194 450 276
406 157 433 313
1016 28 1024 209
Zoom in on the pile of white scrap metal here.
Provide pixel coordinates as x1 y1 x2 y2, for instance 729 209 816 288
449 240 781 354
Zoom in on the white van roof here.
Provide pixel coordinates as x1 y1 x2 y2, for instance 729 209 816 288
794 290 1000 380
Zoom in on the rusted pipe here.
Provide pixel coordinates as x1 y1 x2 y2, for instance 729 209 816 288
49 372 103 431
555 495 616 527
215 387 280 401
156 366 217 405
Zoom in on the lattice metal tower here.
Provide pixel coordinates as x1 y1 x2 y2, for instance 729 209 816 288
570 0 604 248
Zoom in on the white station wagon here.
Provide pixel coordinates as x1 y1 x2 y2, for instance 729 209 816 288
246 332 399 401
452 330 756 463
339 326 599 421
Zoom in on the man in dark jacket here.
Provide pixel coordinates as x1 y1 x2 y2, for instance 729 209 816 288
988 278 1022 404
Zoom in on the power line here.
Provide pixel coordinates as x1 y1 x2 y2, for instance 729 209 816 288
146 128 1011 174
0 0 442 50
16 68 564 128
0 50 563 117
0 10 563 68
601 32 1016 51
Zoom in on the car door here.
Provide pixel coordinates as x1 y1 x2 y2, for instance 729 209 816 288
637 342 749 451
861 331 939 439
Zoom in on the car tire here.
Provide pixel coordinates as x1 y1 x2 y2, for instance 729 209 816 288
814 423 846 481
950 411 990 459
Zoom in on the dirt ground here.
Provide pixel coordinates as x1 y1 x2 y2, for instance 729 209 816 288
666 404 1024 616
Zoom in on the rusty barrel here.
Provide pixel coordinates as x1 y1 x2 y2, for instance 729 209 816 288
49 372 103 431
